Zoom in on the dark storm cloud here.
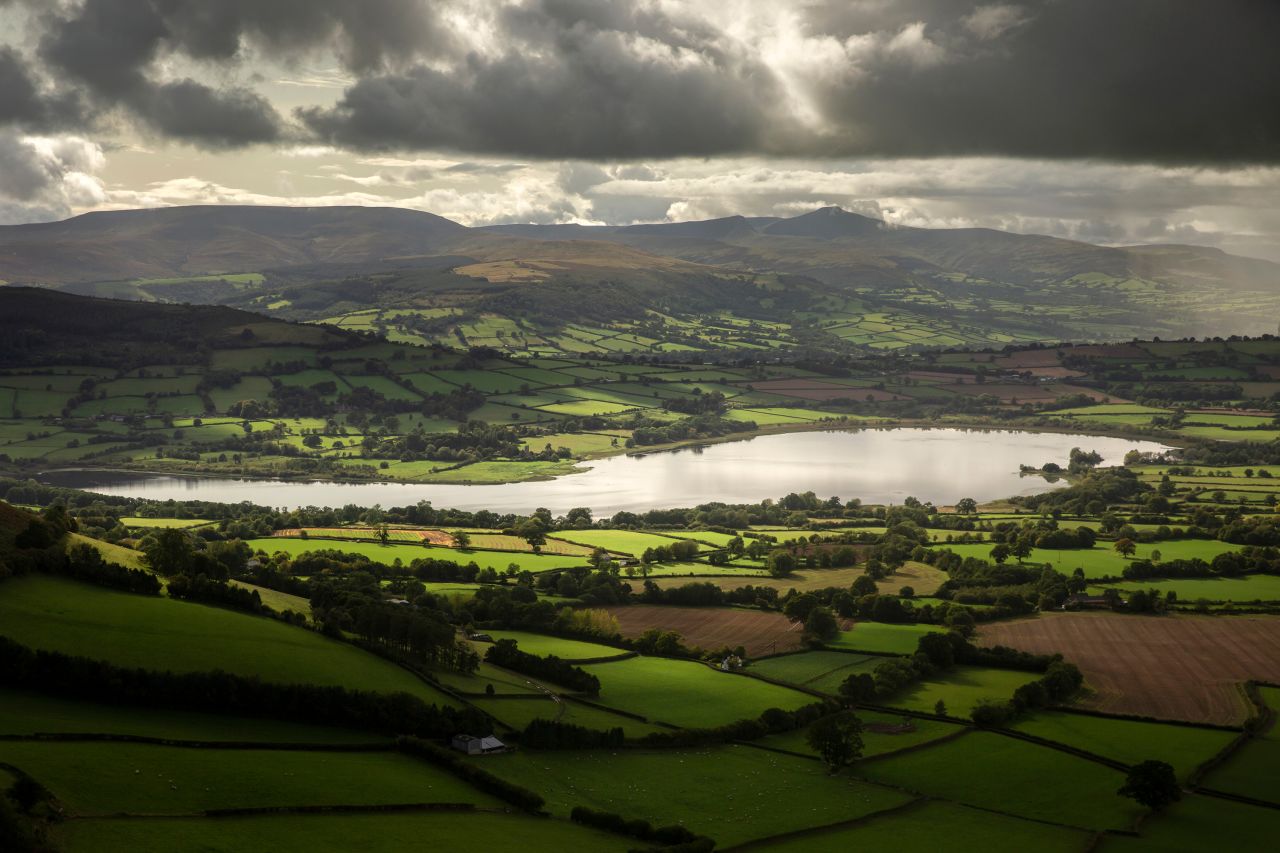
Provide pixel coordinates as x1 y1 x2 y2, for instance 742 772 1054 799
0 46 86 130
302 0 1280 164
807 0 1280 163
302 0 786 158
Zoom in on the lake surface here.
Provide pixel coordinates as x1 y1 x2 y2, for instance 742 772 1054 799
40 428 1170 515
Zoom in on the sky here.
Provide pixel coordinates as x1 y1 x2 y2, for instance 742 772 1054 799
1 0 1279 259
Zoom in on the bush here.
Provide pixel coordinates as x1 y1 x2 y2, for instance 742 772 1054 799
970 699 1016 727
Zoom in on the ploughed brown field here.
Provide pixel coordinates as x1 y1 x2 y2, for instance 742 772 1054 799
603 605 826 658
646 561 946 597
979 612 1280 725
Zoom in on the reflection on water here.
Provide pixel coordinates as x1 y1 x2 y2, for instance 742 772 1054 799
40 428 1170 515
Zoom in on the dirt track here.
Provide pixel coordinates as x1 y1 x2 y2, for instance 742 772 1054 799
979 612 1280 725
603 605 812 658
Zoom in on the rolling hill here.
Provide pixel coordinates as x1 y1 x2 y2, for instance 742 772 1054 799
2 205 1278 351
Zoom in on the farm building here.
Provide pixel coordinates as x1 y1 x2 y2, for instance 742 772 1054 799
451 734 507 755
1062 593 1112 610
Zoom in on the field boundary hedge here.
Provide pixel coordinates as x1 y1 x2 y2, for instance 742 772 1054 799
1187 680 1277 789
852 727 973 765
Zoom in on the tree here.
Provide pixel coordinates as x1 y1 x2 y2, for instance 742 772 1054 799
933 700 947 716
452 531 471 549
803 606 839 642
141 528 196 576
851 575 878 597
955 497 978 515
1114 538 1137 558
806 711 864 771
989 543 1011 564
1117 761 1181 811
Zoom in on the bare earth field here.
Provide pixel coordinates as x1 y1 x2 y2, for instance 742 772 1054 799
647 561 946 596
979 612 1280 725
602 605 816 657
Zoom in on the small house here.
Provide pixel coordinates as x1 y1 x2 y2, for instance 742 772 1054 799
451 734 507 755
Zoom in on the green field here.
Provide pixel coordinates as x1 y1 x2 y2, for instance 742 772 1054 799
580 656 815 727
56 812 635 853
0 741 493 815
553 529 699 556
469 695 662 736
1201 686 1280 799
883 666 1037 715
481 630 628 661
939 539 1244 579
757 800 1090 852
762 710 963 759
0 576 455 705
1092 573 1280 602
1098 793 1280 851
0 688 385 743
828 622 943 654
247 537 588 573
750 651 893 694
487 744 913 847
1012 711 1236 779
856 731 1141 830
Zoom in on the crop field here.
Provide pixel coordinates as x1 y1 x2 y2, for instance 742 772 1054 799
118 516 213 529
828 621 943 655
603 604 809 657
0 741 493 816
0 576 456 705
580 656 815 728
479 630 629 661
1012 711 1235 780
0 688 386 743
246 537 588 573
856 731 1141 831
487 744 914 847
979 613 1280 724
55 812 634 853
884 666 1038 715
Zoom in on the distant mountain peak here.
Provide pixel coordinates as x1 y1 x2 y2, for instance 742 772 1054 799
762 205 884 239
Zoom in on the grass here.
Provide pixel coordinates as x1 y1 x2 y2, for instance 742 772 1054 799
827 622 942 655
481 630 628 660
0 741 494 815
762 710 963 759
553 529 698 556
938 540 1244 579
856 731 1141 831
0 688 386 743
247 537 588 573
750 651 894 694
1201 686 1280 799
469 696 662 736
65 532 147 569
1098 793 1280 851
117 516 212 529
1012 711 1236 779
1091 573 1280 602
56 812 636 853
578 656 814 727
486 744 914 847
757 800 1091 852
884 666 1037 715
0 576 455 705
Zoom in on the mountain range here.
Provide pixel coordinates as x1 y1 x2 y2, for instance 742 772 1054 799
1 204 1277 349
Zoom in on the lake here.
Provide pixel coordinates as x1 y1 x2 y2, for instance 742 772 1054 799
39 428 1170 515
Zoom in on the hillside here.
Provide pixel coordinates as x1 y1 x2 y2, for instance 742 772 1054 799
3 205 1280 352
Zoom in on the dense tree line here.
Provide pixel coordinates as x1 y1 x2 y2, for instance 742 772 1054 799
483 639 601 695
570 806 708 849
520 719 625 749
